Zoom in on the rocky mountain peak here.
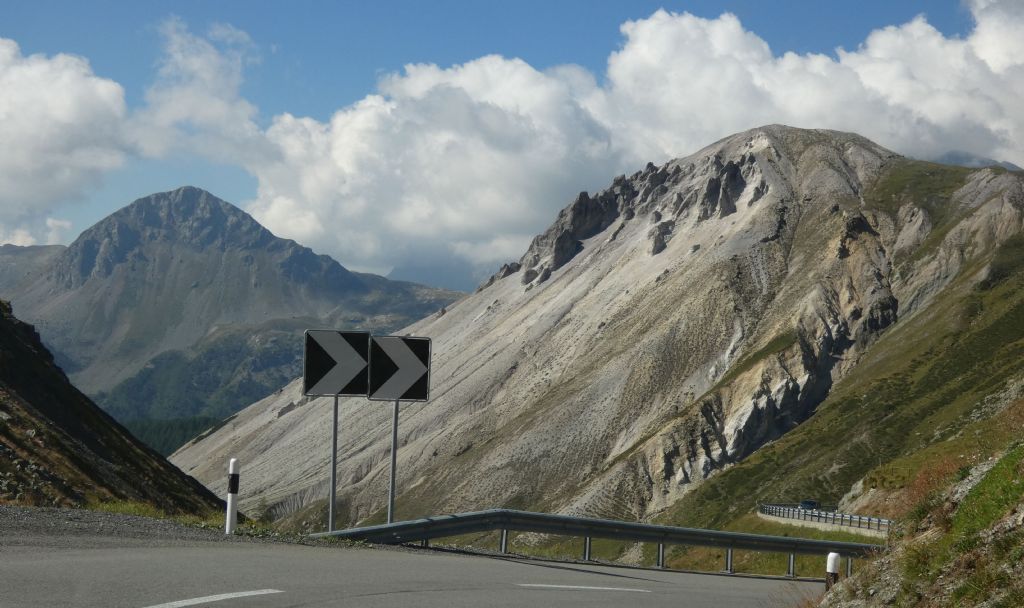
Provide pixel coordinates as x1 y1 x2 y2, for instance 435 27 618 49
55 187 275 286
114 186 275 250
48 186 361 293
498 125 897 289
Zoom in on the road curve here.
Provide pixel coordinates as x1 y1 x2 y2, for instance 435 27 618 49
0 508 822 607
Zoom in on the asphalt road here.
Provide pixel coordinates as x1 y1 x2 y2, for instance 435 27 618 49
0 507 823 608
0 537 823 608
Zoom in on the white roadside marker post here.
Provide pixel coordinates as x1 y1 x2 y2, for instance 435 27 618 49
225 458 239 535
826 552 841 590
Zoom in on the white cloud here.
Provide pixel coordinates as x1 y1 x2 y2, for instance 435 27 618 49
0 217 72 247
128 17 269 164
968 0 1024 73
593 7 1024 167
0 225 36 246
4 3 1024 275
44 218 73 245
0 38 128 228
245 57 618 274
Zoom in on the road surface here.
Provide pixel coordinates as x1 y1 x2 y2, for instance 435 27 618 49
0 508 822 607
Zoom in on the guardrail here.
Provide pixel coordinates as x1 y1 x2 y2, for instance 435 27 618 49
311 508 882 578
760 504 891 533
767 502 839 512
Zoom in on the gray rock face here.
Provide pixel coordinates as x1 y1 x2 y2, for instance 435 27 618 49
478 262 521 292
519 189 624 285
648 221 675 255
171 126 1024 531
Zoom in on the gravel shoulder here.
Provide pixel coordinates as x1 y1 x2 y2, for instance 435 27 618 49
0 505 328 549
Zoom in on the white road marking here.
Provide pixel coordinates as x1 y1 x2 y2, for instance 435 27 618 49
518 584 650 593
140 589 284 608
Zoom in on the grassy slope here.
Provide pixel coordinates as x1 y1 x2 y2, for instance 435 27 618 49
832 434 1024 607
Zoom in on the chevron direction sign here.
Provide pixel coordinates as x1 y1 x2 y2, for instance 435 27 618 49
303 330 370 396
368 336 431 401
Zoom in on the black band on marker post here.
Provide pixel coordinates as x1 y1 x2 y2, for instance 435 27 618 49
228 473 240 494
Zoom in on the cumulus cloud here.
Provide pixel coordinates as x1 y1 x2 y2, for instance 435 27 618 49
246 57 617 276
4 2 1024 286
0 39 128 225
128 17 270 164
0 18 269 247
0 226 36 247
594 6 1024 167
44 218 73 245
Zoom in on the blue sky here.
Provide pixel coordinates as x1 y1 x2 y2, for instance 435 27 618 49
2 1 1021 290
8 2 974 120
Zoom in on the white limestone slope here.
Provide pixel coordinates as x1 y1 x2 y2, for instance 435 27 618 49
171 125 1024 528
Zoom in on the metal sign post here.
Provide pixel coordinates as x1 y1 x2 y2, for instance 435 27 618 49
303 330 370 533
329 395 338 532
369 336 431 524
387 398 399 523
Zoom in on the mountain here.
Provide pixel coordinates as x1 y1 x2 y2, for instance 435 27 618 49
171 126 1024 538
0 299 220 513
933 150 1023 172
0 244 63 294
0 187 461 452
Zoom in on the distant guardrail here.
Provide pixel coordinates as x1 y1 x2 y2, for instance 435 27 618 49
311 508 882 578
760 504 891 533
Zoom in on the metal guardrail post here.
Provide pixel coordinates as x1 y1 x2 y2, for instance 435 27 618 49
725 548 734 574
657 543 665 568
787 553 796 578
583 536 592 561
500 529 509 554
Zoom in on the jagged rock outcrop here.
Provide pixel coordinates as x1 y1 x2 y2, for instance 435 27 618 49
172 126 1024 530
519 189 622 285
